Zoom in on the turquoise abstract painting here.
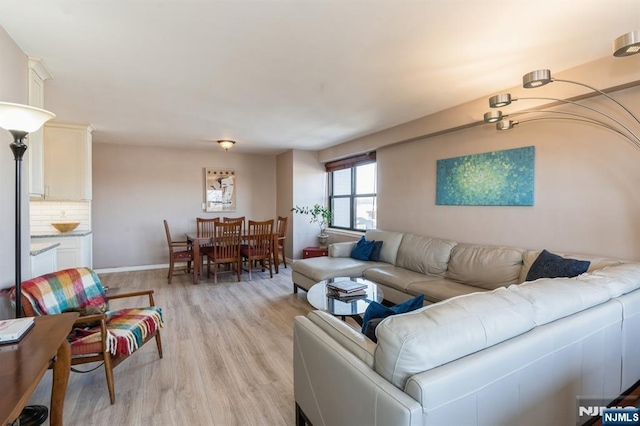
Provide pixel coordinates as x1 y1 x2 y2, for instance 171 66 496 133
436 146 534 206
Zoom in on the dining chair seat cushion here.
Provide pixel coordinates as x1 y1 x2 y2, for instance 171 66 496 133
174 250 194 259
68 307 164 357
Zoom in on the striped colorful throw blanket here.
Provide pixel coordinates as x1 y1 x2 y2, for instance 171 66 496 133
16 267 163 356
68 307 163 356
18 267 108 315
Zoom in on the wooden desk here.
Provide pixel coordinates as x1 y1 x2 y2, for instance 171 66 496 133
0 313 79 426
186 232 279 284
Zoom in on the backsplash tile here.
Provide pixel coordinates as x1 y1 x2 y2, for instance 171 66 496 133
30 201 92 234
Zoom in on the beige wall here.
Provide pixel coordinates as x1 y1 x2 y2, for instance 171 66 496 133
92 143 276 269
375 85 640 260
276 150 294 260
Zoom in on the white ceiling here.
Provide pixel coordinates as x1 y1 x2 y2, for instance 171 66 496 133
1 1 638 154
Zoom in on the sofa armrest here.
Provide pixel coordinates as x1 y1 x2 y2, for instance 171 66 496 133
307 310 376 367
329 241 356 258
294 316 422 426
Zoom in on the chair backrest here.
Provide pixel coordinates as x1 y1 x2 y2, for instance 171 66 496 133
223 216 245 235
246 219 274 256
197 217 220 237
164 219 175 255
277 216 288 239
213 221 242 261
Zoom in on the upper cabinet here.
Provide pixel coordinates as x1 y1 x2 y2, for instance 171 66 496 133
44 121 94 200
28 57 53 198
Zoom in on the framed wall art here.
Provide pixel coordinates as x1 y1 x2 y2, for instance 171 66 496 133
436 146 534 206
204 169 236 212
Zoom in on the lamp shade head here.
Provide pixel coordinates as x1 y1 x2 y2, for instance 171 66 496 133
217 139 236 150
496 120 518 131
613 30 640 57
489 94 512 108
523 69 552 88
484 110 504 123
0 102 55 133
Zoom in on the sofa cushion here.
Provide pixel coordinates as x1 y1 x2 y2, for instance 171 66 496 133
406 278 488 303
329 241 357 258
364 266 442 292
369 241 384 262
445 244 524 289
374 288 534 389
364 230 405 265
292 256 382 282
361 294 425 334
351 236 375 260
395 234 457 276
591 263 640 298
508 277 611 325
519 250 623 283
525 249 590 281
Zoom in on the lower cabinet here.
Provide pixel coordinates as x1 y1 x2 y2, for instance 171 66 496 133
30 246 58 278
31 234 93 270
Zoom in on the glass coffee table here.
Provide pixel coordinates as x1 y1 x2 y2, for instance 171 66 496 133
307 277 384 325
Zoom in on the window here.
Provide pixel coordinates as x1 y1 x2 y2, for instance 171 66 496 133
327 153 377 232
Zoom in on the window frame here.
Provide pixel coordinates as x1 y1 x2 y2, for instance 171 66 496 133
326 153 377 232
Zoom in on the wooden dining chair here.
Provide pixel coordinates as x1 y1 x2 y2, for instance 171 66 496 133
208 220 243 284
276 215 289 269
196 217 219 268
223 216 245 236
241 219 274 280
164 219 193 284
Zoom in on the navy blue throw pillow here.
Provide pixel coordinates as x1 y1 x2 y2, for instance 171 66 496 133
369 241 384 262
351 236 375 261
525 249 591 281
361 294 425 334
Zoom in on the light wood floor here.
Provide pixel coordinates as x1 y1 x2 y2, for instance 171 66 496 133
27 265 315 426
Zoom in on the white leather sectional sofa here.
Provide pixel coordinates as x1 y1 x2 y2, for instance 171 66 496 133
292 230 640 425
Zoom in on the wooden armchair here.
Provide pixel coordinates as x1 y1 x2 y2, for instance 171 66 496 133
13 267 163 404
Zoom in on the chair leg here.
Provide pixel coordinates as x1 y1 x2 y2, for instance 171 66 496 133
103 351 116 404
155 330 163 359
236 259 241 282
167 260 174 284
213 261 218 285
268 255 273 278
282 245 287 269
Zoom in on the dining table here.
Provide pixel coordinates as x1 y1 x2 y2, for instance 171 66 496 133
185 232 279 284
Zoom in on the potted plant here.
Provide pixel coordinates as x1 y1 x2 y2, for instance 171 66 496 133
291 204 333 247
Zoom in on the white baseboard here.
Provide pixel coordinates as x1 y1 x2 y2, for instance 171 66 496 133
94 264 168 274
95 257 294 275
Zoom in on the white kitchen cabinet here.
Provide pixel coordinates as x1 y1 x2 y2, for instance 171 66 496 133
30 243 58 278
28 57 52 198
31 233 93 270
44 121 94 200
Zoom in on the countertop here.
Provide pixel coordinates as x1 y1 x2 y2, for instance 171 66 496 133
31 230 93 239
30 242 61 256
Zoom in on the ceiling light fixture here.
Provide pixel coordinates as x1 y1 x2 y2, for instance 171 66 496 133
483 32 640 150
217 140 236 151
613 30 640 57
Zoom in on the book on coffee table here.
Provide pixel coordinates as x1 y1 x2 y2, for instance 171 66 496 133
0 317 35 344
326 287 367 299
327 280 367 293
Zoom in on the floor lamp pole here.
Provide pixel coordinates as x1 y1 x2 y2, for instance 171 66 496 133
10 130 27 319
